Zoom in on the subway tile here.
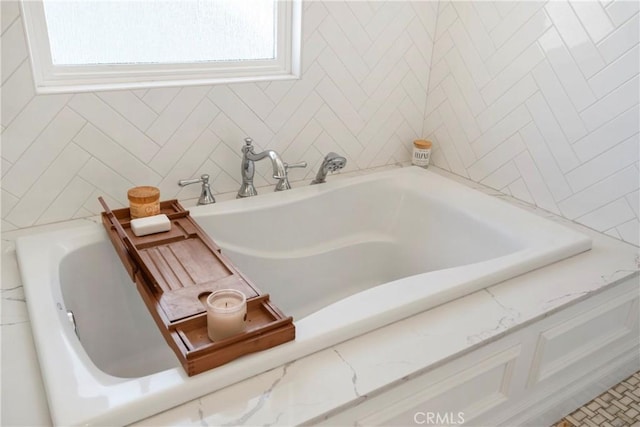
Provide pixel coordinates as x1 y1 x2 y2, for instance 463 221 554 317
97 90 158 131
423 109 444 136
508 178 535 205
537 27 596 111
445 47 486 117
481 42 545 107
1 18 27 84
431 31 454 64
271 92 324 154
580 75 639 132
606 0 640 27
435 125 468 177
468 133 526 182
157 129 219 199
588 44 639 99
473 1 501 32
485 9 552 78
572 104 639 162
531 60 588 143
448 19 491 87
597 13 639 64
567 135 639 194
324 1 370 54
359 60 409 123
362 34 412 96
615 219 639 245
570 1 615 43
425 84 446 117
1 61 35 128
489 1 546 48
411 1 438 42
141 87 181 114
1 189 18 219
435 3 458 40
35 177 94 226
546 0 606 78
315 105 362 161
519 122 572 201
428 58 451 91
576 197 636 232
515 150 560 214
626 190 639 217
302 1 327 41
481 160 520 191
78 157 137 206
525 92 580 172
1 1 20 34
148 98 219 177
210 85 274 141
264 62 324 133
402 71 428 115
69 93 159 162
476 74 538 133
364 1 404 40
363 4 414 69
451 1 496 60
2 93 72 163
437 101 476 167
473 104 531 158
145 86 211 146
318 16 369 83
74 123 162 186
441 75 481 143
558 166 639 219
6 144 90 228
318 49 368 111
3 108 85 197
229 83 276 122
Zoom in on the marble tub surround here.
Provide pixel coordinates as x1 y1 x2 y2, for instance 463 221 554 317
2 166 639 427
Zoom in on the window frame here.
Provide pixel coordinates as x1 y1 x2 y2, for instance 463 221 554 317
20 0 301 94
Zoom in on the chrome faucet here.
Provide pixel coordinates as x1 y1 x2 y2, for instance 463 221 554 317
275 161 307 191
311 152 347 184
178 174 216 205
237 137 287 198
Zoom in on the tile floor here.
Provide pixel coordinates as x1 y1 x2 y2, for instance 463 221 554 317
553 371 640 427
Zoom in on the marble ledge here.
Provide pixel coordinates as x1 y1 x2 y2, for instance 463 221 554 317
1 165 639 427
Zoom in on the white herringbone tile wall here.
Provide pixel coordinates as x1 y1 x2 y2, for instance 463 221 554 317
424 0 639 245
1 1 437 230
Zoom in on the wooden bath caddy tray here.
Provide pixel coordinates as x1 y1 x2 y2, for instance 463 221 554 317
99 197 295 376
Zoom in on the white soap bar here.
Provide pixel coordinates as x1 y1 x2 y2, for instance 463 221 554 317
130 214 171 237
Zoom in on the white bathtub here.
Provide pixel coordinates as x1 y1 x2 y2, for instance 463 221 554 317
16 167 591 426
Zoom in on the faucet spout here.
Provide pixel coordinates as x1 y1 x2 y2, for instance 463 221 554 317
246 149 286 180
237 137 287 198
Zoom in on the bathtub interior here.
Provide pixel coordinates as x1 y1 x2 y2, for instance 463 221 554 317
59 241 178 378
193 181 525 319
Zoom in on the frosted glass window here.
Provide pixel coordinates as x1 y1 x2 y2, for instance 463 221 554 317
20 0 300 93
43 0 277 65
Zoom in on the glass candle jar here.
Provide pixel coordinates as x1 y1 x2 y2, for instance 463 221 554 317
412 139 432 168
206 289 247 341
127 186 160 219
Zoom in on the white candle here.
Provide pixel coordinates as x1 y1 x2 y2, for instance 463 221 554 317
206 289 247 341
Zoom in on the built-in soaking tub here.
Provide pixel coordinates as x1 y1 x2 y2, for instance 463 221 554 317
16 167 592 426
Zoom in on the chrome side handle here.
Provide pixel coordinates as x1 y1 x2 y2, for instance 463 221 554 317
178 174 216 205
275 161 307 191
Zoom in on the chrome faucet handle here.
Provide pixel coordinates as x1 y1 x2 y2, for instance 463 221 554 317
275 161 307 191
178 174 216 205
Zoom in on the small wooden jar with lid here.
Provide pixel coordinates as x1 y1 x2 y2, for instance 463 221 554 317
412 139 432 168
127 186 160 219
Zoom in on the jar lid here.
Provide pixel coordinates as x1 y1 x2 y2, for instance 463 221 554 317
413 139 432 149
127 186 160 203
